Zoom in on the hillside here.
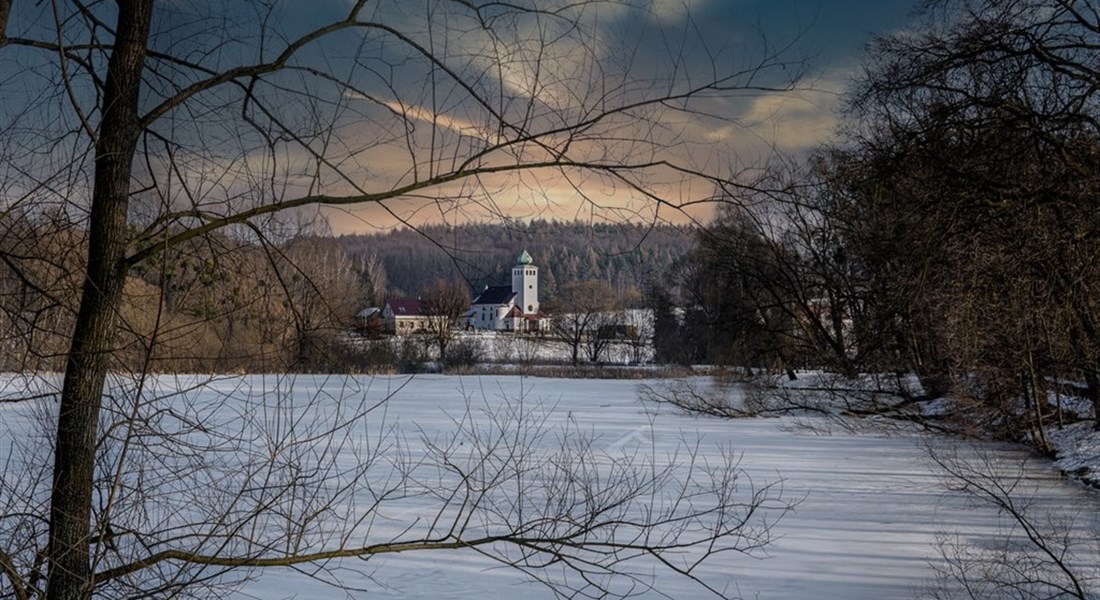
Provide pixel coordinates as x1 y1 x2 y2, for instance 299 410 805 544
338 220 693 305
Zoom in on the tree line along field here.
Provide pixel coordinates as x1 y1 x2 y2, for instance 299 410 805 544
337 220 693 307
0 218 690 374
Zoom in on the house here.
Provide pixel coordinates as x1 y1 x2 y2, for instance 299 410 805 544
799 297 856 356
353 307 384 337
354 307 381 324
467 250 550 333
382 298 432 334
597 323 639 341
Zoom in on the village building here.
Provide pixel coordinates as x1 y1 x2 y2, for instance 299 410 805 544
353 306 384 337
466 250 550 333
354 306 381 325
381 297 432 334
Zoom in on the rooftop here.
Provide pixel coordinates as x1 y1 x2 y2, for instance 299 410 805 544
472 285 516 305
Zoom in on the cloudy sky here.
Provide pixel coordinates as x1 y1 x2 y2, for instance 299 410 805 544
309 0 921 233
1 0 920 235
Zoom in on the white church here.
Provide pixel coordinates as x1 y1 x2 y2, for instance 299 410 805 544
466 250 551 333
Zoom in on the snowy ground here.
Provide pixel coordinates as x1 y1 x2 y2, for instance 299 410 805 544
2 374 1097 599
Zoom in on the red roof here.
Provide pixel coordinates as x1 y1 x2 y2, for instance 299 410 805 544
504 306 547 321
386 297 426 317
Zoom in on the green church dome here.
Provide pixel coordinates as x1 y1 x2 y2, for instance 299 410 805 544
517 249 533 265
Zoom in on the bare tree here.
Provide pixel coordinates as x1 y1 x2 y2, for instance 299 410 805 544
356 252 389 307
0 0 805 597
1 373 793 600
0 210 84 373
420 278 470 365
687 203 803 375
844 0 1100 427
584 311 621 364
626 309 653 365
926 444 1098 600
551 279 616 366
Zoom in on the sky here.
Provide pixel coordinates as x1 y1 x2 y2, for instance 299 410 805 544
0 0 921 235
310 0 922 233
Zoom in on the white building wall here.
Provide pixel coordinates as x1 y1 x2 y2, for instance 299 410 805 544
495 304 510 329
512 265 539 314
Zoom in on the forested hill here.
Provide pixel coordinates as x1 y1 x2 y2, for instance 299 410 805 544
338 221 693 305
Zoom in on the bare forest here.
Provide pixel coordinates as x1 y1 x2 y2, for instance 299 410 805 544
650 0 1100 458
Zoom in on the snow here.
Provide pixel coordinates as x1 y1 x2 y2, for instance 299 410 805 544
1 374 1097 599
1050 422 1100 482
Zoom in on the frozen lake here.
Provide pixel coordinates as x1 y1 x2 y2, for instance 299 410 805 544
2 374 1097 599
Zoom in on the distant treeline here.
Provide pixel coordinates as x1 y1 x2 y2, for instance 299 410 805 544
0 215 691 373
338 220 692 307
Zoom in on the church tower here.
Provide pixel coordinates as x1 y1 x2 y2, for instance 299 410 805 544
511 249 539 314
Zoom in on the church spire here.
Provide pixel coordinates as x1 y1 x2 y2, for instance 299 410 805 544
512 249 539 315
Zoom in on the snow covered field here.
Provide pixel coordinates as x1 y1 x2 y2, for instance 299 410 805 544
1 374 1096 599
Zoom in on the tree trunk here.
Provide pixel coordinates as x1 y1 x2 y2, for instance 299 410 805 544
1085 370 1100 431
46 3 153 599
0 0 11 46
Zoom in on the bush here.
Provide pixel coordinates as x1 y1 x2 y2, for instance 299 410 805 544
442 337 483 371
397 338 429 373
